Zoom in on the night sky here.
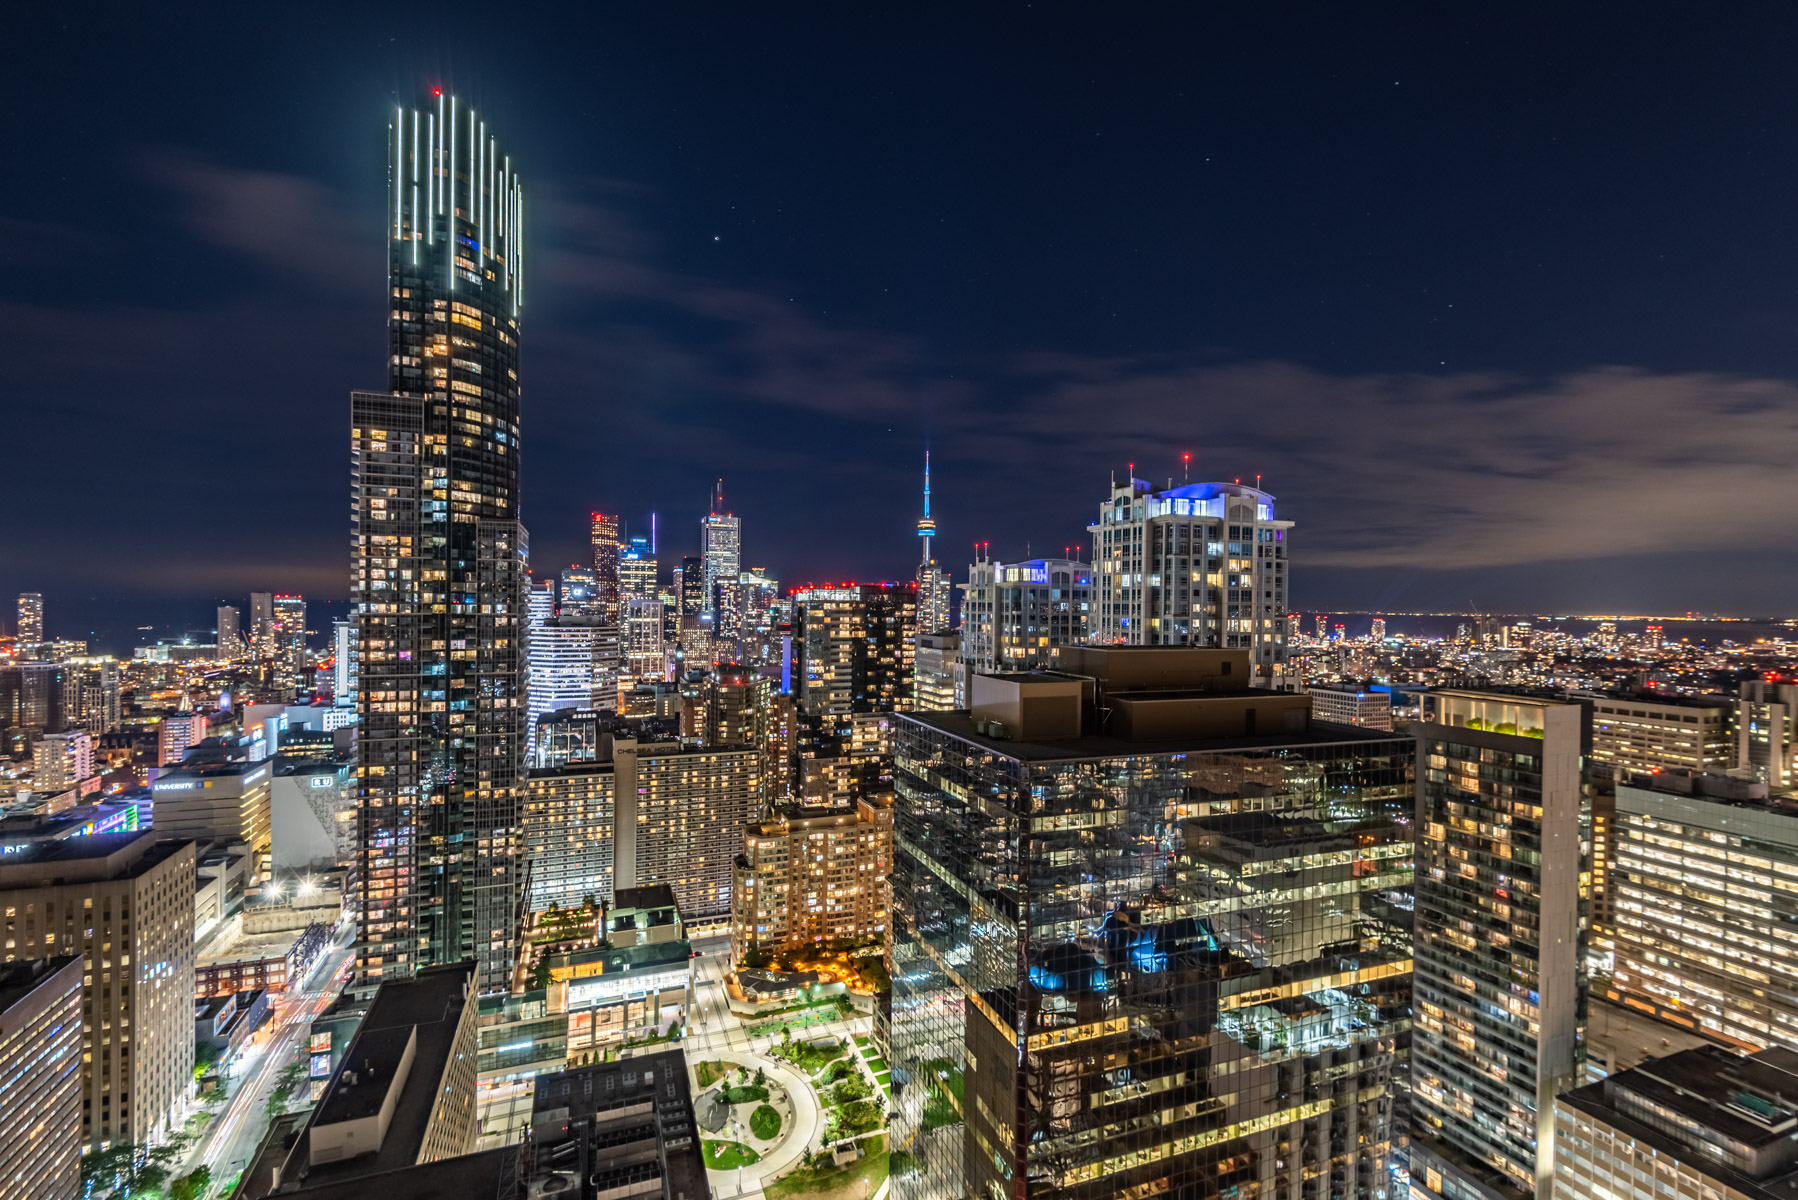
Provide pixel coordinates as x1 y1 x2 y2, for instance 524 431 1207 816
9 6 1798 650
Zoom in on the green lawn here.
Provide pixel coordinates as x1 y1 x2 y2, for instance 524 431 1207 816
703 1140 763 1170
774 1039 848 1075
764 1150 889 1200
861 1052 889 1074
694 1060 733 1089
724 1083 771 1105
750 1103 782 1140
853 1035 871 1049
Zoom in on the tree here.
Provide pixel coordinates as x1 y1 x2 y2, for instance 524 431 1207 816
754 1067 767 1089
170 1165 213 1200
82 1138 186 1197
266 1055 309 1120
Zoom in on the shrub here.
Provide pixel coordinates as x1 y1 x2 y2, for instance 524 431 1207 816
750 1103 782 1140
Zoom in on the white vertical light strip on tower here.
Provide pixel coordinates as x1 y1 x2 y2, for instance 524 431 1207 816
516 182 523 310
426 112 435 240
502 156 511 290
477 119 485 257
411 110 420 265
394 108 403 240
469 115 477 257
437 91 445 215
449 98 457 291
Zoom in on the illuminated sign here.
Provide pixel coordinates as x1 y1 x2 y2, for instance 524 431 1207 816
309 1032 331 1054
309 1053 332 1078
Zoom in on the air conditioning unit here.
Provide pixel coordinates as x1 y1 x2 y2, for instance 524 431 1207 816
528 1173 578 1199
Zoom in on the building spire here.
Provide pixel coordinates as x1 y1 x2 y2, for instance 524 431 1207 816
916 450 936 565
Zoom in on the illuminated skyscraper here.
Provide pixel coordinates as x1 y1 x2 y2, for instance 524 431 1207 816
351 92 528 996
619 535 657 604
890 650 1413 1200
591 512 620 621
701 480 741 618
559 564 601 618
272 594 307 691
959 554 1091 676
217 605 242 659
623 596 667 683
1411 689 1589 1200
16 593 42 645
1090 478 1291 674
250 591 276 660
791 583 915 806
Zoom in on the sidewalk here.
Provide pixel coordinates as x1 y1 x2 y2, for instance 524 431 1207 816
693 1048 822 1189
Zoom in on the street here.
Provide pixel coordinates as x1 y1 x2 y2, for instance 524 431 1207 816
179 929 356 1195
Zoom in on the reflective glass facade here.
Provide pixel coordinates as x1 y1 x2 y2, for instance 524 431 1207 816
890 715 1413 1200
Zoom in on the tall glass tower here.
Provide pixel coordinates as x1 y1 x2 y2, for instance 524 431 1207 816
351 93 528 996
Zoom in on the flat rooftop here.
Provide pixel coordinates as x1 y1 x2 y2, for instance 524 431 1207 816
0 831 191 886
612 883 678 912
282 1145 518 1199
0 956 81 1018
899 709 1409 763
286 961 474 1187
530 1049 705 1200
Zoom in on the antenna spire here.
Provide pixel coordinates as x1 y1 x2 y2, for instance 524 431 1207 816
916 449 937 565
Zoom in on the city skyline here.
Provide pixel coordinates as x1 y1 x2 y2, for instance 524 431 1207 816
11 8 1798 633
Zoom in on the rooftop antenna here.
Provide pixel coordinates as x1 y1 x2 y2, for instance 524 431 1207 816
916 450 936 566
1183 452 1191 483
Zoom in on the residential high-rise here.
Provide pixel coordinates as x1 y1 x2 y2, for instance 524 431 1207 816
1371 617 1387 641
66 658 120 737
1739 678 1796 789
1089 478 1292 674
959 554 1091 676
736 568 784 670
1411 688 1589 1200
523 739 761 920
914 451 951 637
591 513 621 621
0 956 84 1200
677 555 704 621
156 709 208 766
701 481 741 619
791 583 916 807
619 535 657 604
273 594 308 691
351 94 528 997
732 795 892 963
217 605 242 660
15 593 42 646
250 591 276 661
889 649 1414 1200
1552 1045 1798 1200
32 730 94 791
0 831 196 1150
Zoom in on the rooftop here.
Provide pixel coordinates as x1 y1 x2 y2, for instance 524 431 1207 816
529 1050 706 1200
0 831 192 886
281 1145 519 1200
900 708 1408 764
612 884 678 913
0 955 81 1020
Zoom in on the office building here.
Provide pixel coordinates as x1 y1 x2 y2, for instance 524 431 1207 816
0 956 84 1200
791 583 916 806
677 555 704 620
1411 689 1589 1200
1088 478 1292 673
559 563 601 618
350 95 528 996
527 615 620 765
732 795 892 962
623 596 667 684
913 630 960 712
700 662 771 750
1305 683 1394 731
0 831 196 1149
527 1050 707 1200
914 450 952 637
736 568 784 669
523 739 760 920
1739 679 1796 790
619 535 657 604
276 961 479 1192
889 648 1413 1200
218 605 242 660
959 555 1091 675
151 758 273 878
1606 769 1798 1053
32 731 94 791
701 482 741 619
1581 690 1735 779
250 592 276 662
591 512 621 621
15 593 42 647
1552 1044 1798 1200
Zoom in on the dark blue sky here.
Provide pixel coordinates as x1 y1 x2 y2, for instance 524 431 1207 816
8 5 1798 650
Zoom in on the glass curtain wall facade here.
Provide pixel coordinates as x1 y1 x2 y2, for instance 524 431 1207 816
353 94 527 997
890 718 1414 1200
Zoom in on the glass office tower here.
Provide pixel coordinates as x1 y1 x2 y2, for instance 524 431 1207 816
352 94 527 996
890 650 1414 1200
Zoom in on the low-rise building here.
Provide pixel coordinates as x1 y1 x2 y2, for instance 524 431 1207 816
151 757 273 880
1305 682 1394 730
